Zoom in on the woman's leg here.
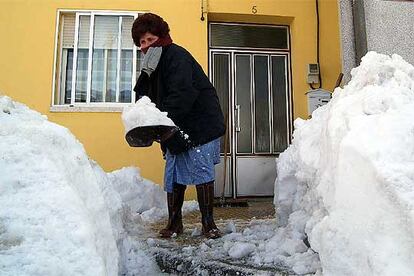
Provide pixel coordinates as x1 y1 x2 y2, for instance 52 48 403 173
159 183 186 238
196 181 221 239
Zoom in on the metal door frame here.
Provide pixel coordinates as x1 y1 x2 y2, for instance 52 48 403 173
209 25 293 198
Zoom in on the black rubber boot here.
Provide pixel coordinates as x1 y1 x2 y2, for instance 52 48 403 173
196 181 222 239
159 184 186 238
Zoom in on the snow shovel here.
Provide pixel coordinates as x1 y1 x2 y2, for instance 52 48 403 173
214 108 248 208
125 125 178 147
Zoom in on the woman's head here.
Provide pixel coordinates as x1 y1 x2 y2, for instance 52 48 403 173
132 13 170 47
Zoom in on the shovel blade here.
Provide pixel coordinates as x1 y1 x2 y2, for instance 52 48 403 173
125 125 177 147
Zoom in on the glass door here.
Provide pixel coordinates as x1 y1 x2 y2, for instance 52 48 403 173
211 50 290 197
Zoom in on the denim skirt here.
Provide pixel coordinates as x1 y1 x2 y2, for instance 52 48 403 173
164 138 221 193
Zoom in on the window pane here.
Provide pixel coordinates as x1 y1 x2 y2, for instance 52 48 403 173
211 24 288 49
254 55 270 153
92 15 119 102
236 55 252 154
75 49 88 102
106 49 117 102
75 15 90 103
91 49 104 102
136 50 143 81
120 50 133 103
121 16 134 50
60 49 73 104
62 14 75 48
272 56 289 152
120 16 135 103
212 54 230 154
57 14 76 105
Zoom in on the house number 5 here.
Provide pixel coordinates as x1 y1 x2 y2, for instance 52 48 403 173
252 5 257 14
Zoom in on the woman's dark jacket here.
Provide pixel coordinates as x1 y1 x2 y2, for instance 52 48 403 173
134 43 225 150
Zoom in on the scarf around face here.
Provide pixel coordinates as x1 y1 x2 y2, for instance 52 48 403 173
141 34 173 54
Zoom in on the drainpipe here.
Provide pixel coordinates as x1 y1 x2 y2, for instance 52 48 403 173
352 0 368 65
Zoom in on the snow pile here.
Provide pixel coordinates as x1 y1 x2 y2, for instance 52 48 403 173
275 52 414 275
107 166 198 223
0 96 162 275
108 167 166 214
121 96 175 133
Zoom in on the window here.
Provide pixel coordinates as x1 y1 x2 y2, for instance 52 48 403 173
210 23 289 50
53 11 141 107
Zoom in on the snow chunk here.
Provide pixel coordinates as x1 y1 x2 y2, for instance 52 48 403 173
225 221 237 234
228 242 256 259
121 96 174 133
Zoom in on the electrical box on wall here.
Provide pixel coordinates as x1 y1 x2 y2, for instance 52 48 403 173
306 88 331 116
307 63 320 84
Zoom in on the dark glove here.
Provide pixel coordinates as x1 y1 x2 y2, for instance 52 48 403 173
162 129 194 155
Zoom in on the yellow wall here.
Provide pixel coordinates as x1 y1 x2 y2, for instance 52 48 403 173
0 0 341 199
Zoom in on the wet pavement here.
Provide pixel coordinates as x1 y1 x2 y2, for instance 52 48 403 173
149 199 275 246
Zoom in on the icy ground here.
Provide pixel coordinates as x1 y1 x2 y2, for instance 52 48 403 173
145 218 319 275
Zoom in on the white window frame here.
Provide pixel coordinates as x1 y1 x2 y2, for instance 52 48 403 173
51 10 141 112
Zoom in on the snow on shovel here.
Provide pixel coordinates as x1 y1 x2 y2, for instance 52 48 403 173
121 96 177 147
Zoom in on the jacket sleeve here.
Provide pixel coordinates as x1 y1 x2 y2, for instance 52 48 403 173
133 71 150 102
162 54 199 123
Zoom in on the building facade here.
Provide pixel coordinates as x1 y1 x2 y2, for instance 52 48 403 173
0 0 342 199
339 0 414 83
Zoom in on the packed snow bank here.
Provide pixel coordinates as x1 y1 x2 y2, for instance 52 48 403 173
275 52 414 275
121 96 175 133
0 96 163 275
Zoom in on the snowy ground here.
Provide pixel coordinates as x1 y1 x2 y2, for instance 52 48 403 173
145 218 319 275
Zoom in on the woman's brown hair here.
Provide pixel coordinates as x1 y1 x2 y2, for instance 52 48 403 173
131 13 170 46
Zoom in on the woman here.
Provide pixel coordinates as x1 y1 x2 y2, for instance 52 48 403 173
132 13 225 239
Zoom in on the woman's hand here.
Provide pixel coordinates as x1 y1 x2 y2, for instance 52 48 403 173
163 129 193 155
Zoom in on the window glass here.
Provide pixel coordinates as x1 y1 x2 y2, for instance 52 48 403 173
235 55 253 154
58 13 76 104
254 55 270 153
272 56 289 152
60 49 73 104
211 24 288 50
212 53 230 154
55 12 138 105
74 15 90 103
120 16 135 103
91 15 118 103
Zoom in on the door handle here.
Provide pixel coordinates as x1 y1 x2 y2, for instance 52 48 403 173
235 104 241 132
